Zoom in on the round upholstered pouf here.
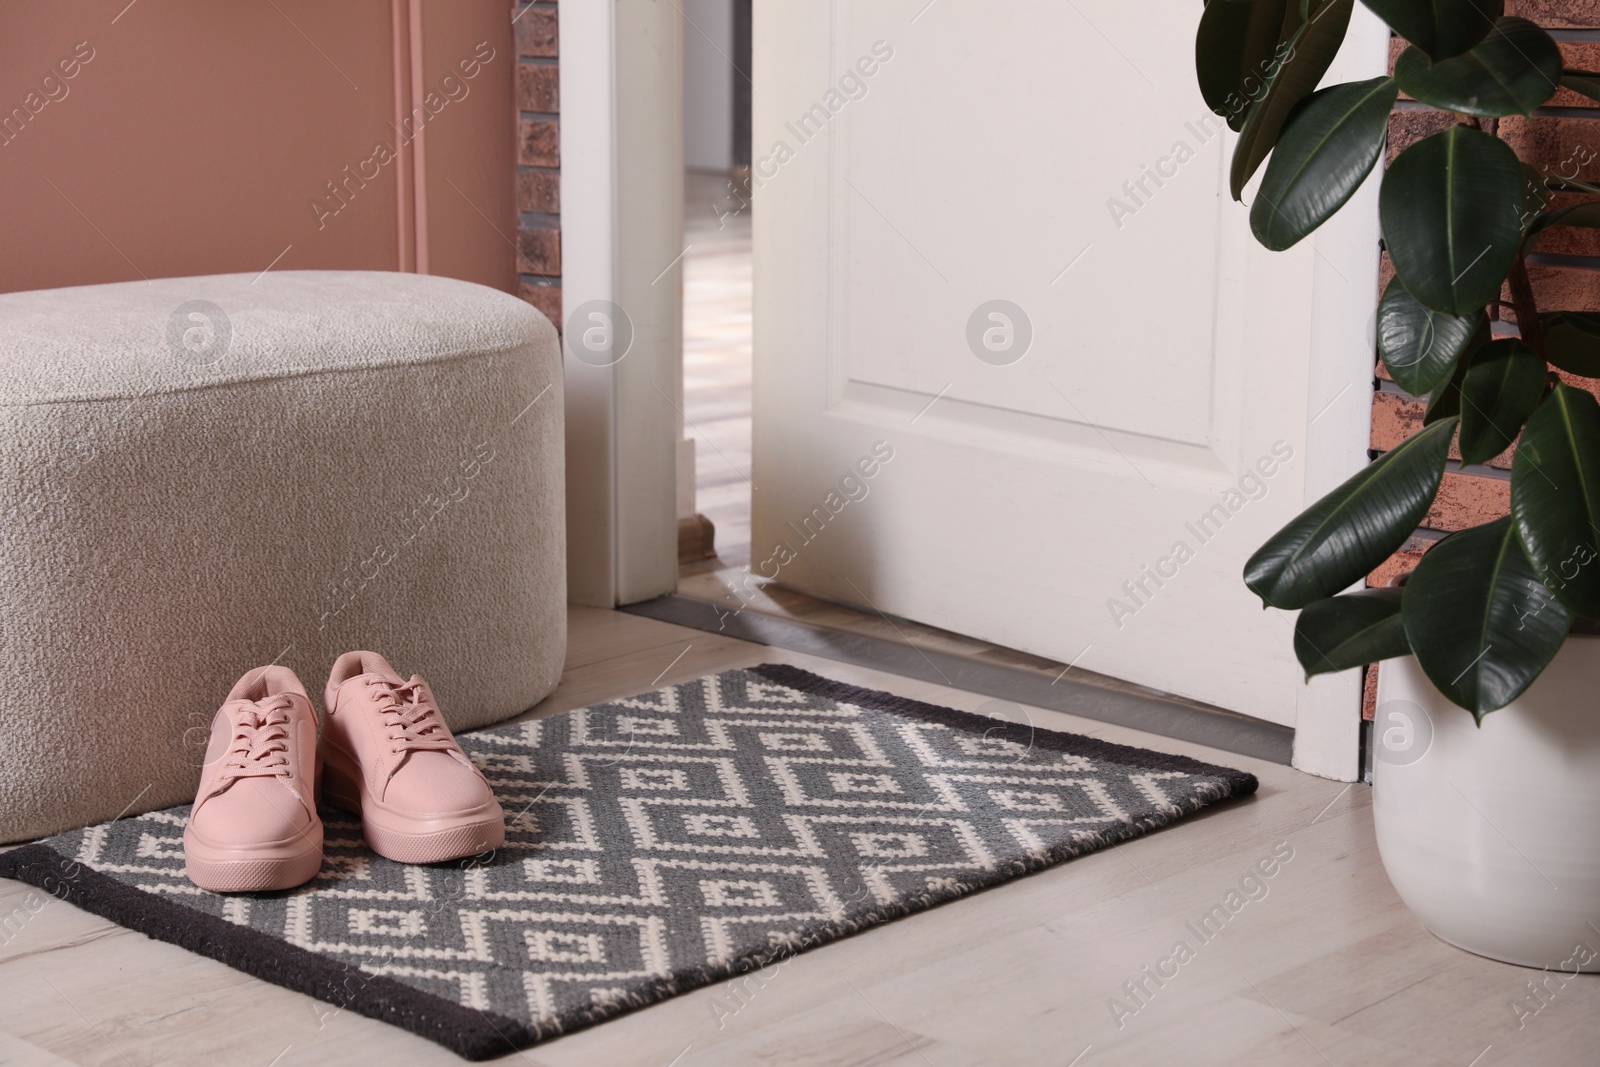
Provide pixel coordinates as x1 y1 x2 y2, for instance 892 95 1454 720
0 271 565 841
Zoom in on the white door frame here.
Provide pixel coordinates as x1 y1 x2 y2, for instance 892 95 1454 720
1282 7 1391 781
559 0 683 607
565 1 1382 782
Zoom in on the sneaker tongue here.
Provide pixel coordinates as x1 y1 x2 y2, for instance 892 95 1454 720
228 669 271 704
358 651 401 679
342 671 400 701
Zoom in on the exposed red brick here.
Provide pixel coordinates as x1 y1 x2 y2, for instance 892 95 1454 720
1500 115 1600 188
510 6 559 340
517 168 560 214
1371 391 1517 468
516 63 559 112
1369 535 1434 589
1371 389 1423 449
1502 264 1600 315
1509 0 1600 28
515 6 558 58
1499 113 1600 255
517 226 561 276
1363 665 1378 721
1369 388 1420 447
519 118 559 167
1385 109 1459 167
1423 471 1510 530
519 282 562 328
1551 43 1600 108
1526 191 1600 258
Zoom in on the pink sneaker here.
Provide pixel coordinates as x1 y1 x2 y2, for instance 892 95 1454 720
183 666 323 892
321 652 505 864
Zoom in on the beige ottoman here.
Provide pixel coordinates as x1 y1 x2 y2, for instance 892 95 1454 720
0 270 565 842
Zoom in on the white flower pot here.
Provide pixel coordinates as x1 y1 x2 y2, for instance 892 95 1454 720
1373 640 1600 971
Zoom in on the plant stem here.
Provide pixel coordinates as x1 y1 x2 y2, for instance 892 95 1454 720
1507 257 1543 357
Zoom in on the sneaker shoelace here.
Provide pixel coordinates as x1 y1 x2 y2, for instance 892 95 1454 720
219 695 296 783
368 676 456 755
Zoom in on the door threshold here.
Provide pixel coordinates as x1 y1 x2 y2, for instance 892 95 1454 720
622 594 1294 766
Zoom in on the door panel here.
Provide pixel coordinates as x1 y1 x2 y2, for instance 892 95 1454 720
753 0 1387 731
833 5 1223 449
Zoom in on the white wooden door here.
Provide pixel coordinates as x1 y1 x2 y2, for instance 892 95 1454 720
751 1 1389 778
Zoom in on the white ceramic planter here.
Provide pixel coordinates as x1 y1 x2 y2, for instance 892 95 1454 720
1373 640 1600 971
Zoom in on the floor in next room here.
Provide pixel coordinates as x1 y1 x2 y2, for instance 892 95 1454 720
683 167 754 571
1 605 1595 1066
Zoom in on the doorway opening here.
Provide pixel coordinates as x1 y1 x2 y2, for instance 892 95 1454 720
678 0 754 585
661 2 1306 773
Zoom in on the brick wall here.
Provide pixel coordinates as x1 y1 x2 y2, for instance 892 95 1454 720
515 2 561 330
1364 2 1600 718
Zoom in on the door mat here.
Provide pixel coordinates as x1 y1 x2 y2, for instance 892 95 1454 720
0 664 1257 1059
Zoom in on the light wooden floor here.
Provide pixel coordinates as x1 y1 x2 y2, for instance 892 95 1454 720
2 605 1595 1065
676 558 1246 723
683 169 754 570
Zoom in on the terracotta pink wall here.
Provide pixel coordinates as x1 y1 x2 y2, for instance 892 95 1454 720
0 0 513 294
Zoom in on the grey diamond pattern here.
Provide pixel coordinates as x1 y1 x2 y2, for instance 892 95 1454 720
29 666 1252 1045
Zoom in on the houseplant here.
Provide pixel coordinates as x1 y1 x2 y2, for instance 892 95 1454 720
1197 0 1600 969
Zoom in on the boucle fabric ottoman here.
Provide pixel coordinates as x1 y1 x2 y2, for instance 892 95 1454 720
0 270 565 842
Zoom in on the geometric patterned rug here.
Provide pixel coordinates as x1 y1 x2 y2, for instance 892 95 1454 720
0 664 1257 1059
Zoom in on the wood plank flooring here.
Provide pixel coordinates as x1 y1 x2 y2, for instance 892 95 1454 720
683 169 754 570
676 559 1247 723
2 605 1595 1065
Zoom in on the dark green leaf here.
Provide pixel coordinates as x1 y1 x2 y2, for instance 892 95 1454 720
1229 0 1355 199
1250 77 1398 249
1546 201 1600 228
1542 312 1600 377
1458 338 1545 464
1196 0 1255 129
1359 0 1502 60
1294 588 1411 677
1561 71 1600 105
1377 277 1481 395
1402 517 1570 719
1422 314 1490 424
1552 176 1600 197
1511 384 1600 617
1197 0 1292 133
1392 18 1562 117
1245 417 1458 609
1379 127 1525 315
1423 360 1466 422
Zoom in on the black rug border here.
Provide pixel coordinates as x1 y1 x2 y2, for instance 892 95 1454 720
746 662 1260 796
0 841 540 1059
0 663 1259 1061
